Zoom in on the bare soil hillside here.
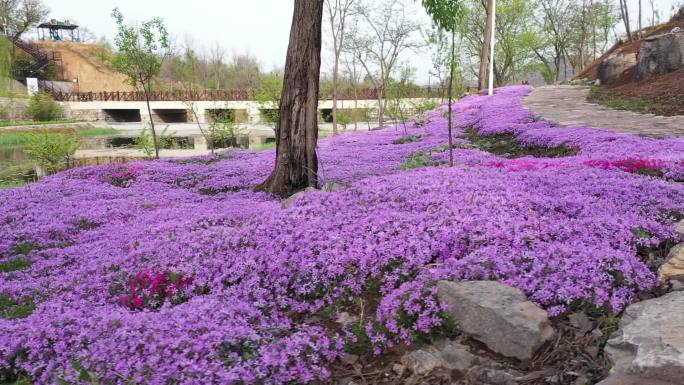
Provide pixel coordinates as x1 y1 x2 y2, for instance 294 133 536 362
34 40 134 92
578 9 684 116
576 10 684 81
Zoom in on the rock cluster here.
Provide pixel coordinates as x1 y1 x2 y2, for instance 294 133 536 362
396 281 556 384
437 280 556 361
598 291 684 385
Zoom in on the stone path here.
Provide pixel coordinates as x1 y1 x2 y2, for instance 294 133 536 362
523 85 684 138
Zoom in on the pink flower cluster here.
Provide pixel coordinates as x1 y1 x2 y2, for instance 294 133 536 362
119 271 194 311
99 164 142 187
584 158 666 175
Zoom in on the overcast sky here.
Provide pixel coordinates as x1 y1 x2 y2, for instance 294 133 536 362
40 0 683 84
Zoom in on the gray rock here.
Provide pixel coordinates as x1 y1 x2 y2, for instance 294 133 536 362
392 363 406 377
400 340 479 376
598 291 684 385
466 367 519 385
281 187 318 208
322 181 342 192
676 220 684 240
636 31 684 80
437 280 556 361
598 52 637 84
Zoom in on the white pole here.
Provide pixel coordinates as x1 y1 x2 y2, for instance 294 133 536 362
488 0 496 96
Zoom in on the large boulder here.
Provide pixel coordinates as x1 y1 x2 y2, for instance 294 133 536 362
598 291 684 385
597 51 637 85
636 31 684 80
659 243 684 283
436 280 555 361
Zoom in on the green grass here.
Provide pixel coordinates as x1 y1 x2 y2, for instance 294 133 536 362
0 127 118 149
463 128 578 158
0 257 32 272
0 91 30 99
0 132 26 148
251 141 276 151
0 119 81 127
77 127 118 136
0 180 26 189
589 96 655 112
587 86 669 115
0 294 35 319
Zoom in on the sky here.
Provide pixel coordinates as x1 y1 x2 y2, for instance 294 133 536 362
39 0 683 84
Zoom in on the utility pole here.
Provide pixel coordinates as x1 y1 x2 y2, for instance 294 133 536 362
488 0 496 95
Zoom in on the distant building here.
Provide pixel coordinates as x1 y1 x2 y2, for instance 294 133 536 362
37 19 80 42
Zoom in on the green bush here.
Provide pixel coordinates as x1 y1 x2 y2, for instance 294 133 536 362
26 92 63 121
336 110 353 129
22 129 80 175
135 126 175 158
414 99 438 115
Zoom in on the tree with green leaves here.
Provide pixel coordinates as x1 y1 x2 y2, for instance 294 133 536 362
255 73 283 126
422 0 463 167
23 129 80 176
0 0 49 40
109 8 169 159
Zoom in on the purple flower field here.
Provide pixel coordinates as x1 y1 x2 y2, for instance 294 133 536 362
2 86 684 384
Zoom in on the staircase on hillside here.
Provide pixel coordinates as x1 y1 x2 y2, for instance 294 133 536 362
11 38 51 78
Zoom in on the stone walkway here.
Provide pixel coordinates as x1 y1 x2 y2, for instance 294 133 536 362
523 85 684 138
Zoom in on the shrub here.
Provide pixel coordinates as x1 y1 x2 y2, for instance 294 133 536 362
135 126 175 157
413 99 438 115
26 92 63 121
208 110 243 148
22 129 80 175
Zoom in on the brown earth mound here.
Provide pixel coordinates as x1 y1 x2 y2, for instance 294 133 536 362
579 9 684 116
575 10 684 82
589 67 684 116
34 40 134 92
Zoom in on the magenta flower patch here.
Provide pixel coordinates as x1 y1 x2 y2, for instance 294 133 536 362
119 271 194 310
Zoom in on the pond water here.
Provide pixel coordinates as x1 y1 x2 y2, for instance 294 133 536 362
0 133 259 184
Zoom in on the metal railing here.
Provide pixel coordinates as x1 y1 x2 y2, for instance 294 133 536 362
11 38 50 77
51 87 444 102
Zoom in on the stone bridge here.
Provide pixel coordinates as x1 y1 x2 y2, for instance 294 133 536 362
62 98 433 125
54 88 441 125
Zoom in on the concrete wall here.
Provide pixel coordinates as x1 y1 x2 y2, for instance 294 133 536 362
62 98 432 124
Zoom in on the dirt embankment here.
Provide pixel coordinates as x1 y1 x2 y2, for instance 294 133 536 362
577 10 684 81
34 40 134 92
577 9 684 116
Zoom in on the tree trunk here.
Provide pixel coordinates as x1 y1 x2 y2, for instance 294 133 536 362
620 0 633 42
255 0 323 197
376 87 385 129
142 83 160 159
332 61 338 135
479 0 495 90
447 30 455 167
353 87 358 131
638 0 642 39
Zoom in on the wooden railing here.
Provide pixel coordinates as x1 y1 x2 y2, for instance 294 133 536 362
51 87 444 102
